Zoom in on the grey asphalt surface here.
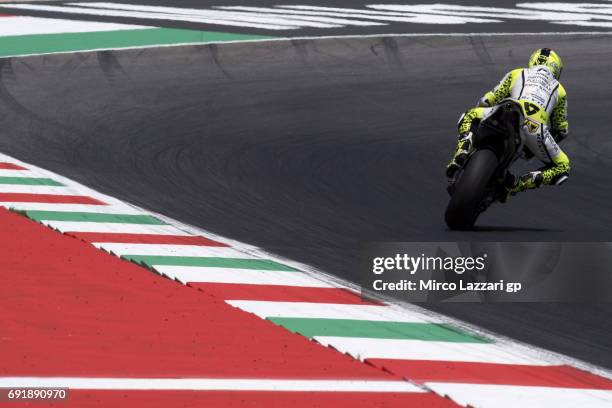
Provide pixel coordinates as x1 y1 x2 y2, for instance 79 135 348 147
1 35 611 368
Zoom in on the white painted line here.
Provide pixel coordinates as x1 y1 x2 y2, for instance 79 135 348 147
77 2 372 27
215 6 385 26
227 300 439 323
334 4 611 24
268 5 499 24
94 243 257 258
0 377 423 392
425 382 612 408
0 30 610 60
556 20 612 28
154 265 333 287
72 2 612 26
41 221 186 235
314 337 550 365
1 4 302 30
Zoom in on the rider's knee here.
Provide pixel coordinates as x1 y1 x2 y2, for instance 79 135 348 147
543 156 570 186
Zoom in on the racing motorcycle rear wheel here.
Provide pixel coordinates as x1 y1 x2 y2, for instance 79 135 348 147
445 149 498 230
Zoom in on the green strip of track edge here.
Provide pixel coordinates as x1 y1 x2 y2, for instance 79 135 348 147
0 177 63 186
122 255 298 271
0 28 275 58
24 211 166 225
268 318 492 342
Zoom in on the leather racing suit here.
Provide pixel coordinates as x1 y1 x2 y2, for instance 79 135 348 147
449 66 570 193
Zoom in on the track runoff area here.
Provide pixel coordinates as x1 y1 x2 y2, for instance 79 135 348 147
0 1 612 408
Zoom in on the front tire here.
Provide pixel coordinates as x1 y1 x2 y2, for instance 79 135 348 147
445 149 498 230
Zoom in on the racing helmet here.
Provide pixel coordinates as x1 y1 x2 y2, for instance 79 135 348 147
528 48 563 79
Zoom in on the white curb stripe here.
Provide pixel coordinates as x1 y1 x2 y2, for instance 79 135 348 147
0 169 39 177
425 382 612 408
0 185 78 194
0 377 423 392
227 300 439 323
0 15 150 36
95 243 255 258
155 265 333 287
40 221 186 235
0 202 142 214
314 337 550 365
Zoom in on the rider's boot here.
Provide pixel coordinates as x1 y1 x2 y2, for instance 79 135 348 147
446 132 473 178
504 171 543 200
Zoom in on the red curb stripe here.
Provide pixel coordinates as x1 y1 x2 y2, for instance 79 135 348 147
0 193 105 204
368 359 612 389
0 208 400 380
0 162 26 170
33 391 459 408
66 232 228 246
192 283 383 305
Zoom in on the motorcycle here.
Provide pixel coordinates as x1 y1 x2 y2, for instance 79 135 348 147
445 100 526 230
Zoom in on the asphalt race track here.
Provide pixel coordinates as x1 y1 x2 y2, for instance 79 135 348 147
1 34 612 367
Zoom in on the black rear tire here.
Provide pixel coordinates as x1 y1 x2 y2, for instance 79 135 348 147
445 149 498 230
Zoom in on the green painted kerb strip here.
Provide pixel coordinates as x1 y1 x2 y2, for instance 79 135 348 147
0 28 274 58
122 255 297 271
0 177 63 186
24 211 166 225
268 318 492 343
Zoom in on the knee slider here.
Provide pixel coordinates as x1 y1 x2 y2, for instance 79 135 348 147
550 172 569 186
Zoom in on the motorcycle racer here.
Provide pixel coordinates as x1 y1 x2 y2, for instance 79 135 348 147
446 48 570 196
